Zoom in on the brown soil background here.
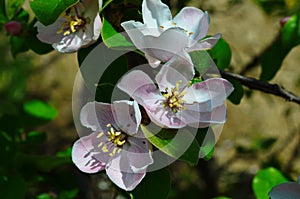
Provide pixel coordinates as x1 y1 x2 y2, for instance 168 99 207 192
22 0 300 198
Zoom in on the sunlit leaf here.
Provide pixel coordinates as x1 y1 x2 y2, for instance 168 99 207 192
101 17 134 49
253 167 289 199
23 100 58 120
131 168 170 199
141 125 200 165
30 0 79 26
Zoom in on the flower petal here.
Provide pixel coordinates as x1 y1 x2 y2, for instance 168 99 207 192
126 136 153 172
80 101 117 131
188 33 221 51
183 78 234 108
145 53 161 68
117 70 155 98
142 27 190 63
107 154 146 191
182 105 227 128
173 7 209 41
155 56 194 91
72 133 106 173
111 101 141 136
142 0 172 27
35 19 65 44
269 183 300 199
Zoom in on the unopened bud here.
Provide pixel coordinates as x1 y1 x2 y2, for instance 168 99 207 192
280 16 291 27
5 21 23 36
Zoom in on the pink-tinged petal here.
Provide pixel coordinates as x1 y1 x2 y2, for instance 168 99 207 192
183 78 234 107
155 56 194 91
117 70 155 98
107 155 147 191
111 101 141 136
182 105 227 128
80 102 117 131
269 183 300 199
188 33 221 51
145 53 161 68
80 102 102 131
146 106 186 128
35 19 65 44
173 7 209 41
53 32 84 53
142 0 172 27
92 14 102 41
126 136 153 172
142 28 189 63
72 133 106 173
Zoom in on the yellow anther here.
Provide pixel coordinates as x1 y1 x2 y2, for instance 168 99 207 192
160 26 164 29
98 142 103 147
172 22 177 26
56 11 87 36
102 145 108 153
189 32 194 36
106 124 111 127
163 80 187 113
97 132 104 138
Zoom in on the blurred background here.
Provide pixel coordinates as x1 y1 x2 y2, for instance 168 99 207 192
1 0 300 198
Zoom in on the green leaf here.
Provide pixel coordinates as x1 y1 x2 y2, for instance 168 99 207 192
190 50 214 75
26 131 47 142
23 100 58 120
252 167 289 199
212 197 231 199
36 193 53 199
0 0 7 24
101 17 134 49
21 154 71 172
10 36 28 57
211 38 232 69
26 19 53 55
58 189 78 199
259 38 291 81
30 0 79 26
5 0 24 20
195 127 215 160
226 77 244 105
131 168 170 199
281 13 300 49
141 125 200 165
0 173 26 199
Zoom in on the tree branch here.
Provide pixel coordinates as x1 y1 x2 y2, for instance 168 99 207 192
220 70 300 105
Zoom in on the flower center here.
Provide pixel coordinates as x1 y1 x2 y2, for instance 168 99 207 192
162 80 187 113
96 124 127 157
56 8 90 36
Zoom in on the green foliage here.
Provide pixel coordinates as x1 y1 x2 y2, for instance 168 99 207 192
0 173 26 199
226 77 244 105
30 0 79 26
211 38 232 70
141 125 200 165
131 168 171 199
5 0 24 20
252 167 289 199
101 17 134 49
23 100 58 120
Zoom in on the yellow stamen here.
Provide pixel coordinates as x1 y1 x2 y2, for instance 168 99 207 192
163 80 187 113
172 22 177 26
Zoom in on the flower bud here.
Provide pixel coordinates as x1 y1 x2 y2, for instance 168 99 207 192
5 21 23 36
280 16 291 27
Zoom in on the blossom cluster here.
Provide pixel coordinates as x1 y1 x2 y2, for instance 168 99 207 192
34 0 234 191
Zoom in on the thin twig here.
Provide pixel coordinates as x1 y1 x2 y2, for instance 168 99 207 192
220 70 300 105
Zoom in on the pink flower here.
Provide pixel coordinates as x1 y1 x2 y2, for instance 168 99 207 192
121 0 220 67
117 59 233 128
35 0 102 53
72 100 153 191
